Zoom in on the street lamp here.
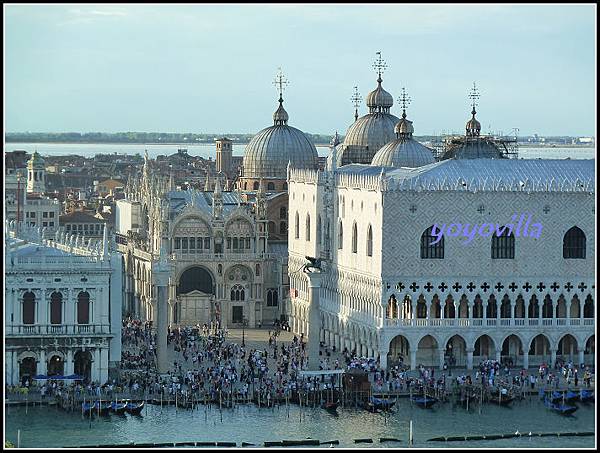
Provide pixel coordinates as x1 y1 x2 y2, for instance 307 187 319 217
242 316 248 348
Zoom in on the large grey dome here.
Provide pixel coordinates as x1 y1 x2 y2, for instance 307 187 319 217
371 138 435 168
243 102 318 179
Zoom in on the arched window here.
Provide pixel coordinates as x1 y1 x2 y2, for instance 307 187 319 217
295 212 299 239
280 221 287 235
50 292 63 325
77 291 90 324
306 214 311 241
563 226 586 259
491 228 515 259
352 222 358 253
316 215 322 246
420 226 444 259
244 182 247 190
230 285 245 301
22 292 35 325
267 289 279 307
255 264 260 276
366 224 373 257
267 182 275 191
279 206 287 219
253 181 259 190
338 221 343 250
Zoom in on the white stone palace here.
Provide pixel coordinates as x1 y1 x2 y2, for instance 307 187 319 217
5 222 122 385
287 63 595 371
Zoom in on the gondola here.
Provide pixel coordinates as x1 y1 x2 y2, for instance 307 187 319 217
321 401 339 414
544 397 578 416
110 401 128 414
564 390 579 403
82 401 95 415
489 392 515 406
579 389 594 403
125 401 145 415
410 395 438 408
550 391 565 403
369 396 396 411
93 400 112 415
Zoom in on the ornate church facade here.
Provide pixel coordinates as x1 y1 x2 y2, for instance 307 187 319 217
115 153 283 329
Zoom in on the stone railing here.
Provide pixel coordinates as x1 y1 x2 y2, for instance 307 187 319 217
170 251 277 261
384 317 594 329
6 324 111 336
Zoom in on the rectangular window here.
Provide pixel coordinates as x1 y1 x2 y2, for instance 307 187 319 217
189 237 195 249
175 238 181 249
66 224 71 231
197 237 203 250
49 222 54 227
49 212 55 218
204 238 210 250
246 238 251 249
233 238 238 250
43 212 48 218
78 224 83 231
181 237 188 250
43 221 48 227
30 212 36 218
227 238 231 249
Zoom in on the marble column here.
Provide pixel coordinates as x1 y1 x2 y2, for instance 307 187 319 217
38 349 46 376
93 348 100 382
550 348 557 368
379 350 388 370
578 347 585 367
66 349 74 376
153 254 171 374
523 351 529 370
306 269 322 371
410 348 417 371
466 348 474 371
495 349 502 363
438 348 445 369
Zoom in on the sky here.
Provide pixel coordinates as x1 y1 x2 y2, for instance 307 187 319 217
4 4 596 136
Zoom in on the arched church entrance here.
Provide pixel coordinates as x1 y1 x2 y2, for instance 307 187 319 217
176 266 215 326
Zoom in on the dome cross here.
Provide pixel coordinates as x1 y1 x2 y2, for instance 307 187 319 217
350 86 362 122
398 87 411 118
372 51 387 82
273 67 289 102
468 81 480 116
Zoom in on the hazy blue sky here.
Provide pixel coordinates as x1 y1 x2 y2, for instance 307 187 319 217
5 4 596 136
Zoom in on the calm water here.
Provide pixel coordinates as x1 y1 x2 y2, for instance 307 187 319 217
5 142 597 160
5 398 595 448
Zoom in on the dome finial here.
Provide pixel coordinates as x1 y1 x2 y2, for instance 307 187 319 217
373 51 387 84
466 81 482 137
273 67 290 125
350 86 362 122
398 87 411 120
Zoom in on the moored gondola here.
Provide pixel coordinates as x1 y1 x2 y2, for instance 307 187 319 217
544 397 578 416
94 400 112 415
410 395 438 408
489 390 515 406
125 401 145 415
579 389 594 403
369 396 396 411
82 401 95 415
110 401 127 414
321 401 339 414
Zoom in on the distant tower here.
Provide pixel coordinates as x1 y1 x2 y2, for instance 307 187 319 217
27 151 46 194
216 137 233 175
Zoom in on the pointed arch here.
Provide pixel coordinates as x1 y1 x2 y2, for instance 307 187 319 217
305 213 311 241
352 221 358 253
337 220 343 250
366 224 373 256
294 212 299 239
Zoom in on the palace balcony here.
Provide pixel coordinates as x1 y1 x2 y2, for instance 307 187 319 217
6 324 112 336
383 317 594 329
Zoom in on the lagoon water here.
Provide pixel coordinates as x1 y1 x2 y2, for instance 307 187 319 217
5 142 597 160
5 398 595 448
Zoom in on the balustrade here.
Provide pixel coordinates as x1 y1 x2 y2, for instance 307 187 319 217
7 324 111 336
379 315 594 330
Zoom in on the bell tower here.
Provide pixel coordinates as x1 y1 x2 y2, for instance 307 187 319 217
215 137 232 176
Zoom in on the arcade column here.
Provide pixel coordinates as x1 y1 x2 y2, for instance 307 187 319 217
153 255 171 374
305 268 322 371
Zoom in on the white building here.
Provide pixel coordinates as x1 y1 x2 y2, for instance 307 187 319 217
287 157 595 370
5 222 122 385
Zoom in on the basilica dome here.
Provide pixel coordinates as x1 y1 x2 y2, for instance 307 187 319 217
243 97 318 179
371 112 435 168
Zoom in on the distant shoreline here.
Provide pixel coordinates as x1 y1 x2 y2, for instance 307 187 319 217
4 140 595 149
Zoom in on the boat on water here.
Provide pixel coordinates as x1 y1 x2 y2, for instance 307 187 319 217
110 401 127 414
544 397 578 416
93 401 112 415
579 389 594 403
81 401 95 415
369 397 396 411
410 395 438 408
125 401 145 415
489 389 515 406
321 401 339 414
549 391 578 404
